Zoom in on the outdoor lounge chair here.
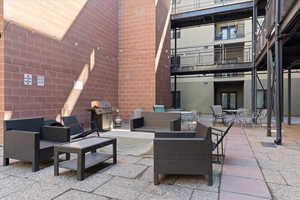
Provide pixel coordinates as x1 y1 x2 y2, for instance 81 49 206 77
130 112 181 132
153 122 213 186
62 116 100 140
211 105 226 125
3 117 70 172
211 121 234 163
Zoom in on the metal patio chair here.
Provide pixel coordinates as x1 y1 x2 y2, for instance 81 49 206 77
211 105 226 125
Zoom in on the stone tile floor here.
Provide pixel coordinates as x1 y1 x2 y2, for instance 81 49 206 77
0 125 299 199
0 147 222 200
245 125 300 200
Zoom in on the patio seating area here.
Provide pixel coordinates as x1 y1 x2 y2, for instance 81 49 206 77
1 0 300 199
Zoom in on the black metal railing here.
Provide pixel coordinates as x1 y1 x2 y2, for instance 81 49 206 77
171 44 252 70
172 0 239 14
214 72 244 78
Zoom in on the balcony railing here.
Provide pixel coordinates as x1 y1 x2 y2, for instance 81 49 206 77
172 0 240 14
214 72 244 78
171 44 252 70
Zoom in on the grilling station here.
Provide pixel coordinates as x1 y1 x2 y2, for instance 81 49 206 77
88 100 114 132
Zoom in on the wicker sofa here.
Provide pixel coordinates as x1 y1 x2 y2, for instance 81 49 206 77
130 112 181 132
153 122 213 185
3 117 70 172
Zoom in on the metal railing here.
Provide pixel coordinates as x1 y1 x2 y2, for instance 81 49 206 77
172 0 242 14
171 44 252 70
214 72 244 78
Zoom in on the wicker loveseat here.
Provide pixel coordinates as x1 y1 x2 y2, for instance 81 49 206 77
3 117 70 172
130 112 181 132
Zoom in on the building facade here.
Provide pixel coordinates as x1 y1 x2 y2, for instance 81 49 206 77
171 0 300 116
0 0 172 143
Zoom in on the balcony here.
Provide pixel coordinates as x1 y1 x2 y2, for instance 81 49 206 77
171 43 252 74
172 0 250 14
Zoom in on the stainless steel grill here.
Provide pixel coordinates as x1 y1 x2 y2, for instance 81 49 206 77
89 100 113 131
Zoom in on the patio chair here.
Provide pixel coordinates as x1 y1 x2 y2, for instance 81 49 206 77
211 121 234 163
62 116 100 140
3 117 70 172
210 105 226 125
256 109 267 127
154 122 213 186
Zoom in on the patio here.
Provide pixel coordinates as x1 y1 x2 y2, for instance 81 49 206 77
1 121 299 200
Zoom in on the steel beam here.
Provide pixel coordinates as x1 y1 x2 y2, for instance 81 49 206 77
174 28 178 108
274 0 283 145
252 1 258 122
288 69 292 125
267 45 272 137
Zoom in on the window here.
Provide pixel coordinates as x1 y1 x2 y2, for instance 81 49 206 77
229 26 237 39
257 90 267 109
171 29 181 39
217 25 239 40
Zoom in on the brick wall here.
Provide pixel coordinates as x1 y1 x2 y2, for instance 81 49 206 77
118 0 171 119
0 0 4 144
2 0 119 142
155 0 172 107
118 0 156 119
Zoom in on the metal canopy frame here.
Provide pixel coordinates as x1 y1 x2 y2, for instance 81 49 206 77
254 0 300 144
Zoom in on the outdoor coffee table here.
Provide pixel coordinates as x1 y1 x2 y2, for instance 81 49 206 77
54 136 117 181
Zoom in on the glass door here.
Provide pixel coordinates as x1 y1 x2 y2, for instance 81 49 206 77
229 93 237 109
221 93 228 109
221 92 237 109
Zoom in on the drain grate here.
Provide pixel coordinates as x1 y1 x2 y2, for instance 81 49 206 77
261 141 277 148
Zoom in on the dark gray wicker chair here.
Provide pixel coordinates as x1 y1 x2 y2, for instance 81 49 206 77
153 122 213 186
130 112 181 132
62 116 100 139
3 117 70 172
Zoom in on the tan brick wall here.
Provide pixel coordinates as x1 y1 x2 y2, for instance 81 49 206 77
2 0 119 142
118 0 156 119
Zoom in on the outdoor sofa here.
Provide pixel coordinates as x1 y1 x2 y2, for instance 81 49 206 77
153 122 213 185
3 117 70 172
130 112 181 132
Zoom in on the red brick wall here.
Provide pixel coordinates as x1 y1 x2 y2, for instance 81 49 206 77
2 0 118 141
155 0 172 107
0 0 4 144
118 0 156 119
